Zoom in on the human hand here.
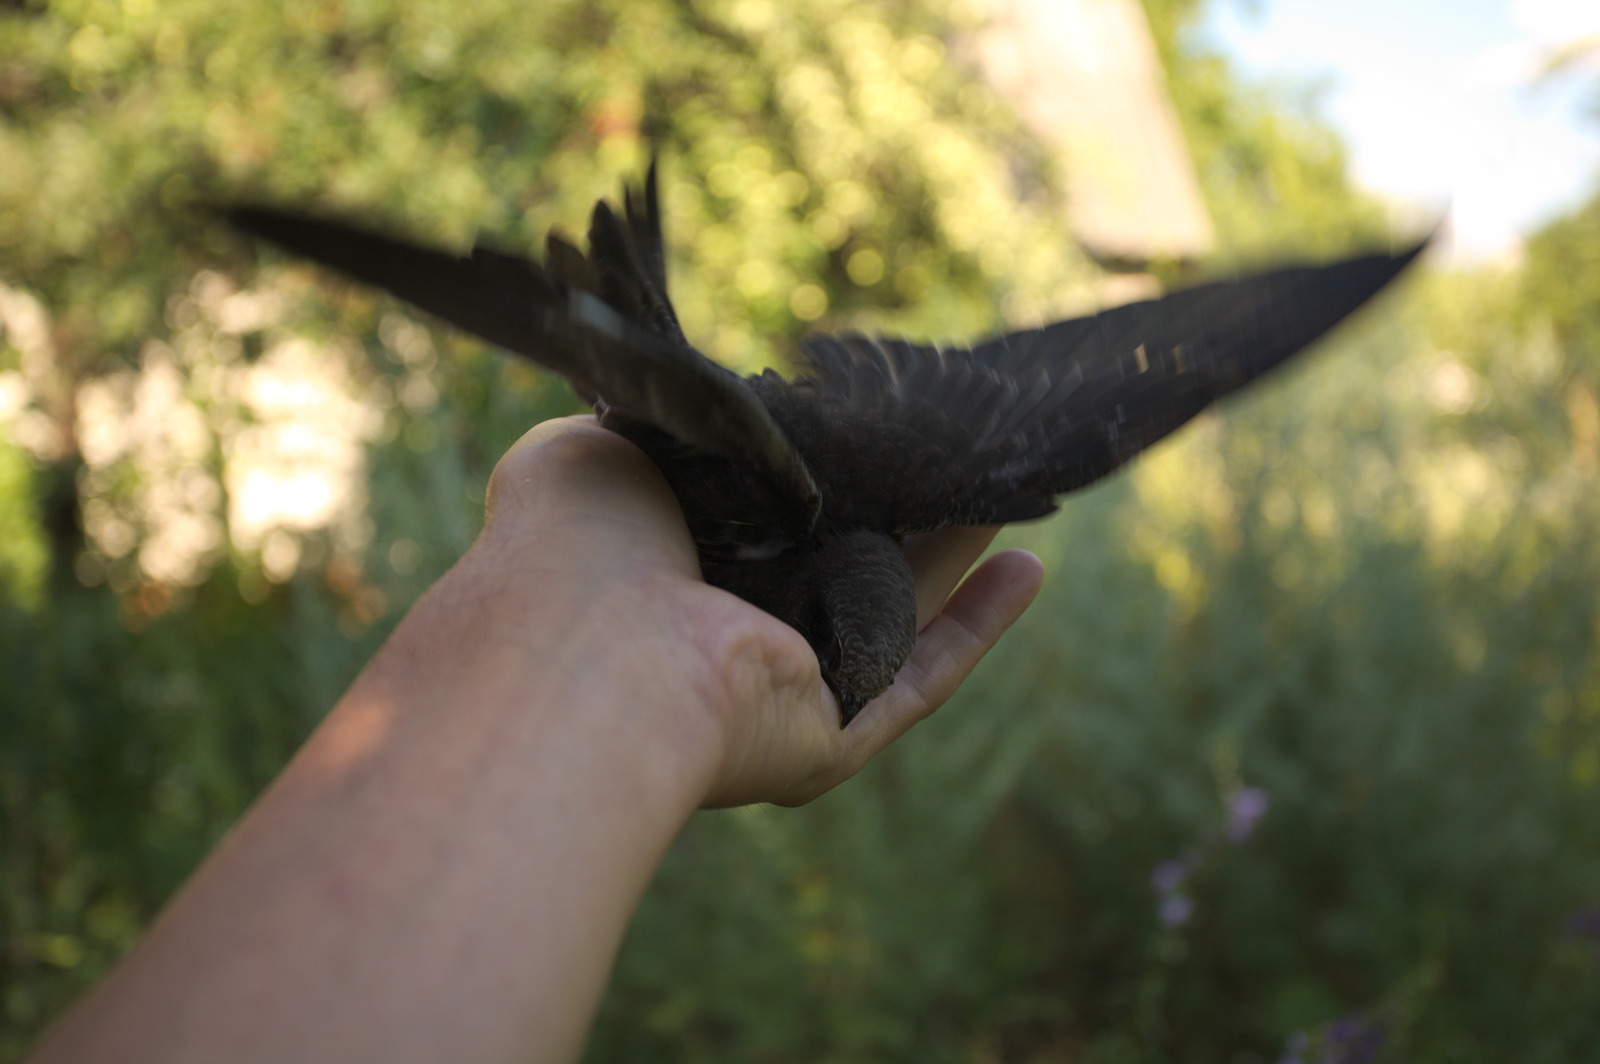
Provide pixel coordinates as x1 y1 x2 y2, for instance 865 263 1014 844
481 416 1044 809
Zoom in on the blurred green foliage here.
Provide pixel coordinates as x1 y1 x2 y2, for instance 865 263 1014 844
2 0 1599 1061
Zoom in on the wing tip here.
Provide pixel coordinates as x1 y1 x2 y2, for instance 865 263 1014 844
1390 227 1437 273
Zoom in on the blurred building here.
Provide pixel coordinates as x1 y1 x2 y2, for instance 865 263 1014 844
974 0 1214 275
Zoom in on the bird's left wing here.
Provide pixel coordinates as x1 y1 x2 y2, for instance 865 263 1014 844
226 205 821 534
793 239 1427 534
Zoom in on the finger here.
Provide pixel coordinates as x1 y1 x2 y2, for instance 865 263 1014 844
902 526 1002 630
840 548 1044 769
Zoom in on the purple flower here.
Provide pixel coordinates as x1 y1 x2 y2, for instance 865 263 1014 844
1276 1030 1308 1064
1563 905 1600 942
1325 1015 1388 1064
1226 787 1270 844
1151 857 1193 895
1158 893 1194 928
1151 852 1199 928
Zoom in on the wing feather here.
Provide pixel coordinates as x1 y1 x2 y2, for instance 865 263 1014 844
794 240 1428 533
227 182 821 535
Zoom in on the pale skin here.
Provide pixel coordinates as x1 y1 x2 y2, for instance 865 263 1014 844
26 416 1044 1064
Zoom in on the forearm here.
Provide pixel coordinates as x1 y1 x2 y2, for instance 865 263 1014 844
29 537 721 1064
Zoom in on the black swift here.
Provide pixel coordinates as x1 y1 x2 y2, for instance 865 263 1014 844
228 162 1424 722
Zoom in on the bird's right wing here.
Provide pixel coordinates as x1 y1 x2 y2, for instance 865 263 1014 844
226 199 822 533
794 240 1427 533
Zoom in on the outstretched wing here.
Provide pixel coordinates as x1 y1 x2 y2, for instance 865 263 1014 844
226 172 821 533
794 240 1427 533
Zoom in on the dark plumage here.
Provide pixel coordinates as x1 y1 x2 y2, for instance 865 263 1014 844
227 161 1425 722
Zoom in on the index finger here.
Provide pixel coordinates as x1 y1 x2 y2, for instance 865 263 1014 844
902 526 1003 629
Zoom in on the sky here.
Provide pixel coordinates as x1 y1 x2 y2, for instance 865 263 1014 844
1201 0 1600 264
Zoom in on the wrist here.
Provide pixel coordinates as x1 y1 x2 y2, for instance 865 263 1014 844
411 526 731 811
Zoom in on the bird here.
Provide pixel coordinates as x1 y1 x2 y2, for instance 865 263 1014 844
226 159 1425 723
